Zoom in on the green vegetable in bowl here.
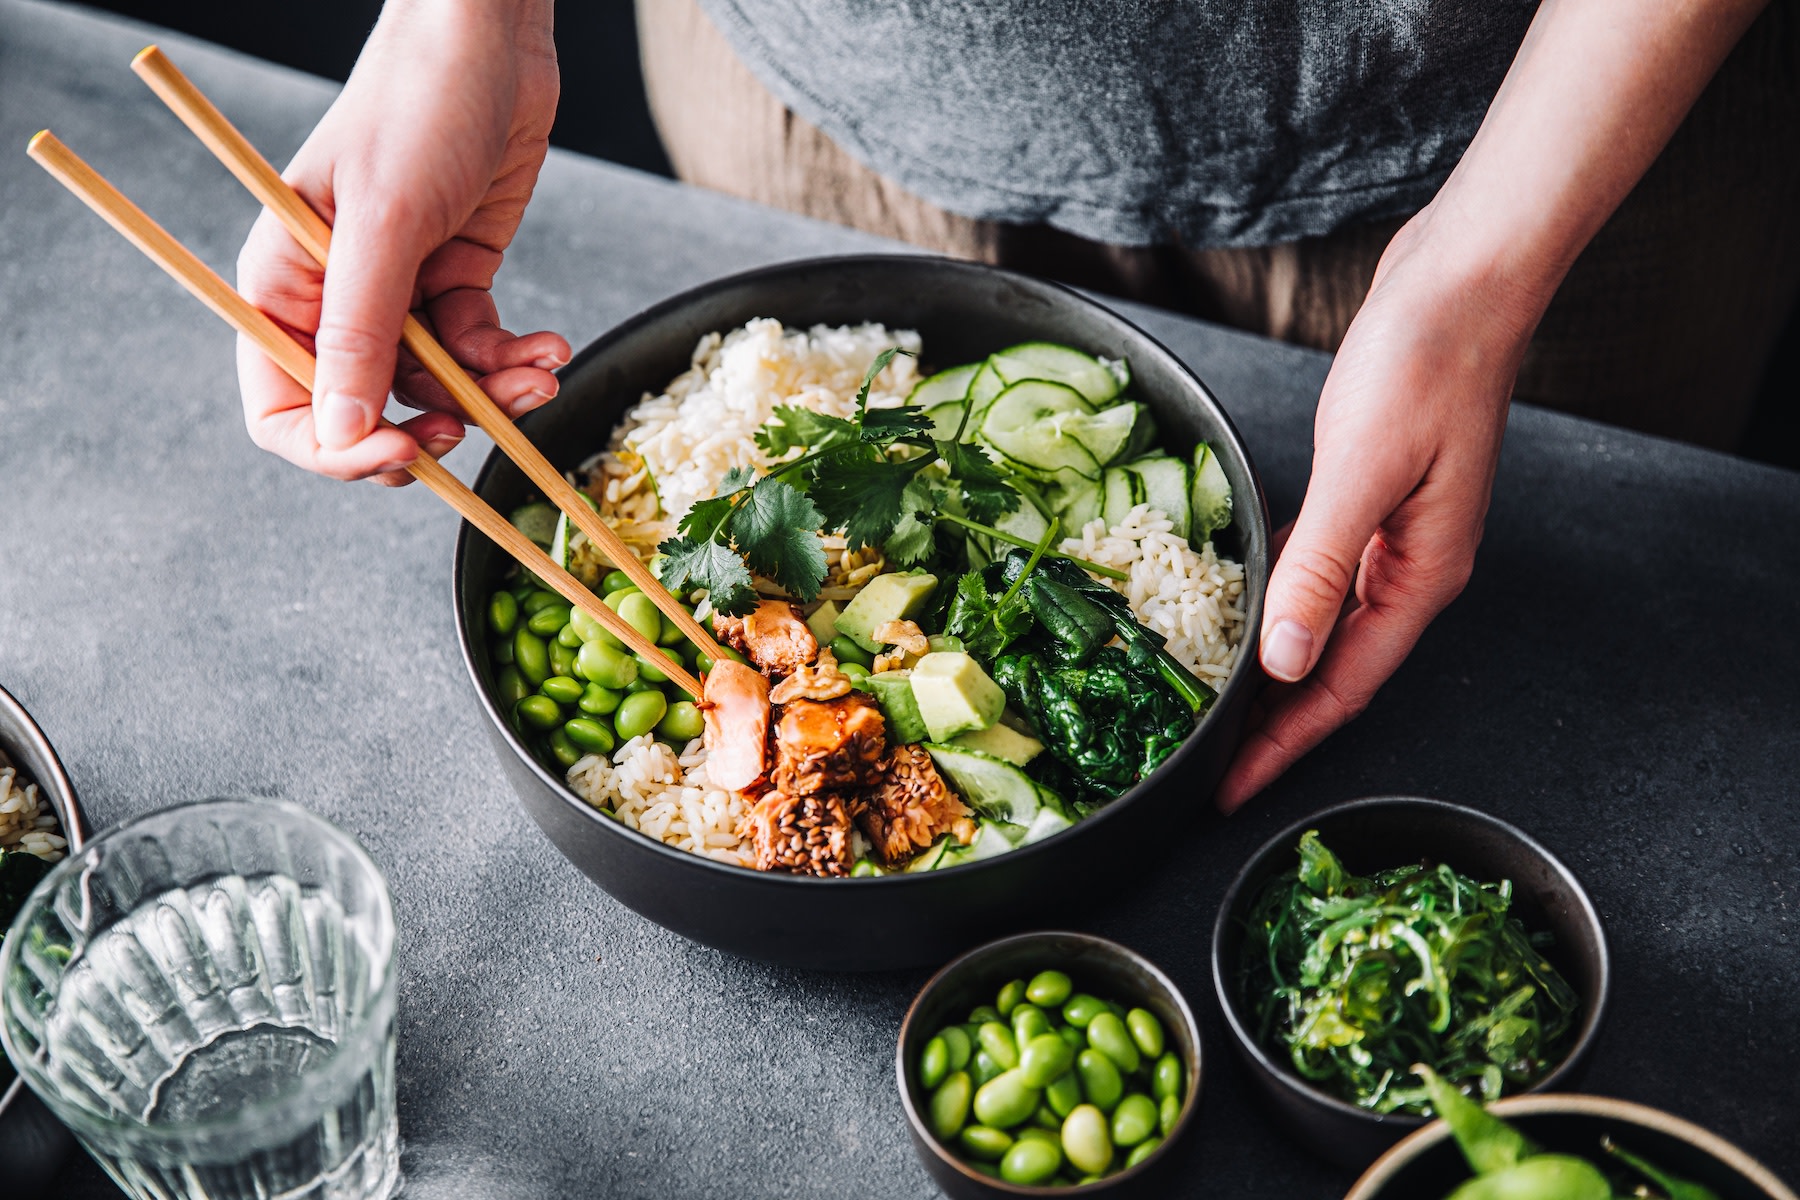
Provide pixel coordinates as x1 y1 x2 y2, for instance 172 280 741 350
1239 832 1580 1116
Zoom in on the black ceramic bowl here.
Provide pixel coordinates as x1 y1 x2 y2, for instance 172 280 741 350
1210 796 1610 1171
0 683 86 1198
897 932 1202 1199
452 254 1270 970
1345 1094 1799 1200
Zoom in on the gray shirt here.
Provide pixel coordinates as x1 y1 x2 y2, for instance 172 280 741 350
698 0 1539 248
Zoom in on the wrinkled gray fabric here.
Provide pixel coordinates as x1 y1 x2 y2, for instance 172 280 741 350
697 0 1539 248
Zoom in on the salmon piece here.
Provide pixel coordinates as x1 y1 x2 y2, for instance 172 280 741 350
715 600 818 677
701 659 771 792
771 693 887 797
857 744 977 867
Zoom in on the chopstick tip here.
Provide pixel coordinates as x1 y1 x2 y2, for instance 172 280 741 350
26 129 52 156
132 45 161 69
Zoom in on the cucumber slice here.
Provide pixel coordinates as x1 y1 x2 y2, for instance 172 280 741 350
992 502 1050 547
963 819 1025 861
965 361 1007 427
549 491 603 570
1101 355 1131 393
509 501 560 548
990 342 1123 406
1126 456 1192 541
1190 442 1234 545
925 744 1043 825
1019 806 1074 846
926 400 968 440
1061 402 1142 468
1120 403 1158 461
904 835 958 873
908 362 979 409
1049 474 1104 533
979 381 1101 478
1102 467 1144 528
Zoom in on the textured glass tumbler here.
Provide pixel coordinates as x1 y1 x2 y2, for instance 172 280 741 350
0 798 399 1200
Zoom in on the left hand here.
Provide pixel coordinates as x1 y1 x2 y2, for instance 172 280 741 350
1215 205 1532 812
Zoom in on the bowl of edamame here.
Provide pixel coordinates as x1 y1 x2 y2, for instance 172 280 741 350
897 931 1202 1198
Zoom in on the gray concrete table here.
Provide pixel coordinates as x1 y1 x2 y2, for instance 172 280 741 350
3 3 1796 1196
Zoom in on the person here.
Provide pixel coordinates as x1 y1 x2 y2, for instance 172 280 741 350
234 0 1794 813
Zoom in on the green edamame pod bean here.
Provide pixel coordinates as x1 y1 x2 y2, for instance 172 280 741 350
614 691 668 742
509 580 535 602
557 622 584 648
1017 1126 1060 1146
1152 1053 1182 1102
1012 1004 1053 1046
1444 1156 1613 1200
540 676 585 705
1062 994 1108 1028
958 1125 1012 1162
1031 1104 1061 1131
1125 1008 1165 1059
694 645 747 674
996 979 1026 1018
624 678 656 695
545 728 582 769
576 641 638 689
547 639 578 679
972 1069 1040 1130
1158 1094 1180 1137
1076 1049 1124 1113
1125 1135 1162 1169
1026 970 1072 1008
999 1135 1062 1185
601 570 633 595
658 701 706 743
968 1005 1003 1025
492 635 515 665
977 1022 1019 1071
940 1025 972 1073
526 603 571 636
516 695 563 731
839 662 870 688
919 1037 951 1091
514 629 551 686
1059 1025 1086 1051
1087 1013 1142 1074
929 1071 972 1141
521 589 563 615
971 1049 1002 1087
578 683 622 715
829 634 874 667
1060 1104 1112 1177
566 605 604 644
1045 1070 1082 1119
658 611 685 646
635 647 683 684
1018 1034 1076 1088
495 665 529 708
563 718 616 755
488 590 519 636
602 587 639 613
617 592 663 644
1110 1093 1158 1147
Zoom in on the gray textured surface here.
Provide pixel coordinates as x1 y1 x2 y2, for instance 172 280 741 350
1 2 1795 1197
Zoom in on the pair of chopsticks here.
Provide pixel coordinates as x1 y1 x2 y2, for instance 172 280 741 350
29 46 721 702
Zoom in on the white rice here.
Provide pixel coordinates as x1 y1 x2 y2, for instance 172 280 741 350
0 760 66 862
567 736 755 868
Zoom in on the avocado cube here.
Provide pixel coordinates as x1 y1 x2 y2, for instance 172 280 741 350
805 600 842 646
836 571 938 653
950 722 1044 766
866 670 931 744
910 651 1005 743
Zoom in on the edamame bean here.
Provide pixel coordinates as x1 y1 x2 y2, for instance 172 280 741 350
578 683 622 715
602 587 639 613
1125 1135 1162 1169
972 1069 1040 1130
996 979 1026 1018
658 611 685 646
1026 970 1072 1008
958 1126 1012 1161
1060 1104 1112 1176
920 1037 951 1091
1031 1105 1061 1131
488 590 518 636
1012 1003 1053 1046
829 634 874 667
492 635 515 665
1062 994 1108 1028
635 647 683 684
1158 1094 1180 1137
1046 1070 1083 1119
556 623 584 648
1018 1034 1075 1088
1125 1008 1165 1059
1087 1013 1142 1074
968 1005 1002 1025
540 676 585 705
971 1049 1002 1087
601 570 633 594
514 629 551 686
1110 1093 1158 1147
521 589 562 615
495 665 529 708
566 605 606 644
1076 1049 1124 1113
929 1071 972 1140
658 701 706 743
516 695 563 731
547 639 578 679
940 1026 972 1073
563 718 616 755
1017 1125 1060 1145
614 691 668 742
576 641 638 690
526 603 571 637
624 678 656 695
840 662 870 687
976 1022 1019 1071
999 1138 1061 1186
1152 1053 1182 1102
1058 1025 1086 1051
545 728 581 769
694 645 747 675
617 592 663 644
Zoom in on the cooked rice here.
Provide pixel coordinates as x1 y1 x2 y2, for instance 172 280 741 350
0 754 66 863
567 735 756 868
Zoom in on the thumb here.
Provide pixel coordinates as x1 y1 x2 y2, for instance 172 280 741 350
310 202 423 451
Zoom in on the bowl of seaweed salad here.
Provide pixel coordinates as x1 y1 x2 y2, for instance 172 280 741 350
1210 796 1610 1169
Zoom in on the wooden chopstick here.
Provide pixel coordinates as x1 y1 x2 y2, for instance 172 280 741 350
26 129 707 703
129 46 729 664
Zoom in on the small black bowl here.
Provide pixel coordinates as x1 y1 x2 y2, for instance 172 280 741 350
1210 796 1610 1171
896 931 1202 1199
1345 1094 1799 1200
452 254 1271 970
0 683 87 1199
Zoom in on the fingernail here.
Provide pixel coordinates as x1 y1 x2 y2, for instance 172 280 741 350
1262 620 1313 682
314 391 369 451
374 458 414 474
423 434 465 457
510 387 556 417
532 355 569 370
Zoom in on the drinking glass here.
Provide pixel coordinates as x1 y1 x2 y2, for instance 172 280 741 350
0 797 399 1200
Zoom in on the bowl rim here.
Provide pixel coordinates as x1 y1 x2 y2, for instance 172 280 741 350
1208 794 1612 1129
894 929 1204 1194
0 681 88 1120
451 252 1271 888
1344 1093 1800 1200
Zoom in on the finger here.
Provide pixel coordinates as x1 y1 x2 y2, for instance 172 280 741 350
236 335 420 480
426 285 570 374
370 410 466 487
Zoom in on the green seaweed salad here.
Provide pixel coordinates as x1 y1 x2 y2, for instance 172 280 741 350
0 847 55 1090
1238 832 1580 1115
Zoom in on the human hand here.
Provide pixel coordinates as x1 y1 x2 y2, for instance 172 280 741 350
1215 208 1534 812
235 0 567 485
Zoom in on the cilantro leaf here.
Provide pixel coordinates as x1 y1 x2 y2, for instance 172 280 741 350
657 534 757 615
755 406 859 457
883 477 940 566
937 439 1020 525
675 466 754 541
733 477 828 601
808 446 926 552
852 348 931 443
945 570 1035 660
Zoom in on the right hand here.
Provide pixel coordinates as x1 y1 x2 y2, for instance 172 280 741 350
235 0 568 485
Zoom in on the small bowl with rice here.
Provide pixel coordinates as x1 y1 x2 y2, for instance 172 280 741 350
451 255 1271 969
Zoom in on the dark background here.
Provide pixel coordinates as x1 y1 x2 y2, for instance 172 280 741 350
70 0 1797 469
